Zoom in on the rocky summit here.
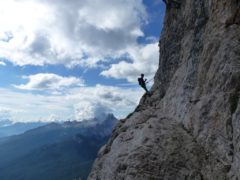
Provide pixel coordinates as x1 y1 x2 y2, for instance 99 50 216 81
88 0 240 179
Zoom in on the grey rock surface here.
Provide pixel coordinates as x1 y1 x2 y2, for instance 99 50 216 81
88 0 240 179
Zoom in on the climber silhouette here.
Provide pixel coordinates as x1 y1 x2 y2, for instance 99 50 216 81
138 74 150 94
162 0 181 9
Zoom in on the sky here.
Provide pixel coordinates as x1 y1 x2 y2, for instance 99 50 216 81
0 0 165 122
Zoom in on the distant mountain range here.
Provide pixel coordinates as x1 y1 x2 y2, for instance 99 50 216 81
0 119 12 127
0 114 117 180
0 121 48 138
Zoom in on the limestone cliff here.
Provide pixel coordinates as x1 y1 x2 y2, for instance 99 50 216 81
88 0 240 179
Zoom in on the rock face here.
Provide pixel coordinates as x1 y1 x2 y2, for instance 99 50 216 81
88 0 240 179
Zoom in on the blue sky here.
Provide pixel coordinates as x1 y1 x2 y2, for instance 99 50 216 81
0 0 165 122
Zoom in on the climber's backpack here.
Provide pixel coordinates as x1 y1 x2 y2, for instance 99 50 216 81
138 78 143 86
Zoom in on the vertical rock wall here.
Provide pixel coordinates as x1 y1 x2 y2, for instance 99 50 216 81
88 0 240 179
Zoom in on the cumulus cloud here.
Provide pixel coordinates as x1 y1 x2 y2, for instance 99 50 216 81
101 42 159 83
74 102 111 121
14 73 85 91
68 84 142 120
0 0 148 67
0 85 142 122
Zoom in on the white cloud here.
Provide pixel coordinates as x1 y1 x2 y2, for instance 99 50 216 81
0 61 6 66
0 107 23 121
74 102 111 121
0 0 148 68
0 85 142 122
101 42 159 83
39 114 62 122
0 108 12 120
68 84 143 121
14 73 85 91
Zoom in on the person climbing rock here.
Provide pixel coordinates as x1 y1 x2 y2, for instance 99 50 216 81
162 0 181 9
138 74 150 94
